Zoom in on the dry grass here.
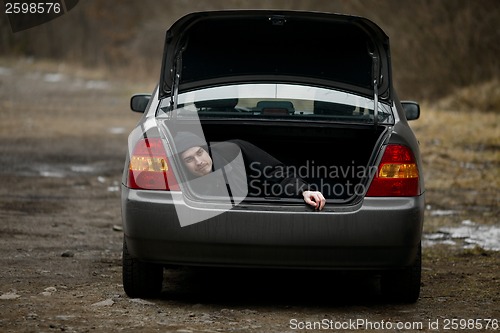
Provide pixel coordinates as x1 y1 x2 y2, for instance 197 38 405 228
411 94 499 228
435 79 500 112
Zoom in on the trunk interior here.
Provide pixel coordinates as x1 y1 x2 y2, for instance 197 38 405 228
195 121 388 202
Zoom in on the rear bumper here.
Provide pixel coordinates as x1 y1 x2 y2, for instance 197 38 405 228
122 187 424 270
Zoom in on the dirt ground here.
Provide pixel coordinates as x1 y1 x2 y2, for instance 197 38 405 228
0 59 498 333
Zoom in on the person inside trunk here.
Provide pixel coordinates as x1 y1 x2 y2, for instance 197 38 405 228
174 132 326 210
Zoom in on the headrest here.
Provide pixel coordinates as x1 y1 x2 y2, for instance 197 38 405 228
194 98 238 110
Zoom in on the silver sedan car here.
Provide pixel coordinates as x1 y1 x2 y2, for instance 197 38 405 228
121 10 425 303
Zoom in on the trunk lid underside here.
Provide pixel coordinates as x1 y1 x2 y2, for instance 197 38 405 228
160 10 392 102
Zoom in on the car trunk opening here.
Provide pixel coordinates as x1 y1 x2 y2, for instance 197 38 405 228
168 121 388 204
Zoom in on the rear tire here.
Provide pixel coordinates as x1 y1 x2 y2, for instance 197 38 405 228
122 239 163 298
381 243 422 303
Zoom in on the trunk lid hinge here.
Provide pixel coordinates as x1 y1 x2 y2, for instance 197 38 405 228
372 54 380 128
169 54 183 119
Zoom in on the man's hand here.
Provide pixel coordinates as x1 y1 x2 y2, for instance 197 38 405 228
302 190 326 210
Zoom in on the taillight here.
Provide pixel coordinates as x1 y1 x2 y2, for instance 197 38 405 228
366 144 420 197
127 138 179 191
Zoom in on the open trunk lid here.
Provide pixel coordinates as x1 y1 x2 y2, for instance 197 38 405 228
160 10 392 103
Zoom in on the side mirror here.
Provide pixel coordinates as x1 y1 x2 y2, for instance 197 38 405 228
401 101 420 121
130 94 151 113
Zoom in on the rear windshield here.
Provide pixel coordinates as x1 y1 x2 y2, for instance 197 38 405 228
158 84 394 124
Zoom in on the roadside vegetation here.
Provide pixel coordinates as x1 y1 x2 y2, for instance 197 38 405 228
416 99 499 230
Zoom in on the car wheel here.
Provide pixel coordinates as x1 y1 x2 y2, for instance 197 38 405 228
122 239 163 298
380 243 422 303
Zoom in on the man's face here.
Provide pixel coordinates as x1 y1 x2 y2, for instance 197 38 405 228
181 146 213 177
